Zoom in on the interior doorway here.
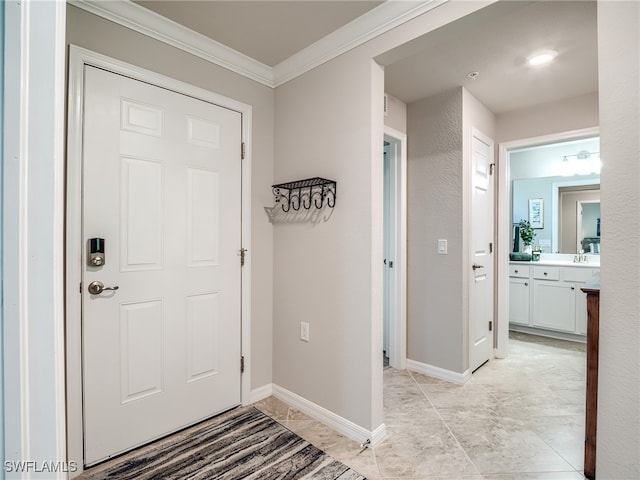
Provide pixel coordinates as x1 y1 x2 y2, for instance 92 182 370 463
382 127 407 369
496 127 599 356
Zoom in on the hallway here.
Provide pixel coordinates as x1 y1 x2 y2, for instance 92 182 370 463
255 333 586 479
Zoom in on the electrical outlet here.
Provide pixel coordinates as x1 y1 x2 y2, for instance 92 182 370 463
300 322 310 342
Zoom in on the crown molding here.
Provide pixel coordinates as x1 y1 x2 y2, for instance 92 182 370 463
69 0 274 87
272 0 448 87
69 0 448 88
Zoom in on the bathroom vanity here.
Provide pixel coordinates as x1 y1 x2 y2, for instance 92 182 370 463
509 255 600 341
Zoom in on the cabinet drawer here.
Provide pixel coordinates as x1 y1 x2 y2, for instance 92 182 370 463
533 266 560 281
509 265 530 278
564 268 599 283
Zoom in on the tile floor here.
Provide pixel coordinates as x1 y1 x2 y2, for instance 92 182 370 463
253 332 587 479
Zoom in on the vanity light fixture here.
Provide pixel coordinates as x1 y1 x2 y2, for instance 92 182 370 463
560 150 602 176
527 49 558 67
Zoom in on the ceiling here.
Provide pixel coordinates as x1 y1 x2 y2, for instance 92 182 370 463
130 0 599 115
134 1 383 67
380 0 598 114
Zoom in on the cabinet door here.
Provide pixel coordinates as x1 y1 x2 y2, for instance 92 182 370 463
532 281 576 332
509 279 530 326
575 284 588 335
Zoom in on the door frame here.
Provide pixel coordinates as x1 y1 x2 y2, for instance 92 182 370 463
383 126 407 369
65 46 253 474
495 126 599 358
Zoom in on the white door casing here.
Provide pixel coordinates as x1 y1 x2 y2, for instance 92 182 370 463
66 47 252 474
383 141 393 358
469 128 494 372
81 65 242 464
496 127 599 359
383 127 407 370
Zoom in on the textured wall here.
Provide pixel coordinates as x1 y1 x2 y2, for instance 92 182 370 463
596 1 640 477
407 89 464 372
66 6 275 390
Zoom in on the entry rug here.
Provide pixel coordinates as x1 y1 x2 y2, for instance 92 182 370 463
81 407 366 480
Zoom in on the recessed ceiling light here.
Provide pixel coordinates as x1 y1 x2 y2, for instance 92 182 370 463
527 50 558 67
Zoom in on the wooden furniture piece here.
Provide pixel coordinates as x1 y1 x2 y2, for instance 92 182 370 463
582 280 600 480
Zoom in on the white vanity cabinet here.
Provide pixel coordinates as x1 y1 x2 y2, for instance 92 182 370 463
509 262 599 340
508 266 530 326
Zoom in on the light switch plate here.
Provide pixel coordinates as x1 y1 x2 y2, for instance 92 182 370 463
300 322 310 342
438 239 448 255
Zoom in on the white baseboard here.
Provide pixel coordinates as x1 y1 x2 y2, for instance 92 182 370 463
406 359 471 385
370 422 388 447
271 384 387 448
248 383 273 404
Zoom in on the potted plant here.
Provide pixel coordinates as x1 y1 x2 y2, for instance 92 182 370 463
518 219 535 254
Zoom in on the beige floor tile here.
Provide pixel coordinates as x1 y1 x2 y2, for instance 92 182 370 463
251 332 587 479
524 415 585 471
251 395 290 421
482 473 585 480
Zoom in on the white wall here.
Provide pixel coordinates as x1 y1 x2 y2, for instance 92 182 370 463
66 5 275 391
384 92 406 133
596 1 640 477
3 1 67 476
496 92 599 144
1 1 5 471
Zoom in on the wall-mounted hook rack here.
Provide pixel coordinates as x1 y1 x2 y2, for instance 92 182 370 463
272 177 336 212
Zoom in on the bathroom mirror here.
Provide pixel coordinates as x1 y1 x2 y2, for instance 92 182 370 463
510 137 600 255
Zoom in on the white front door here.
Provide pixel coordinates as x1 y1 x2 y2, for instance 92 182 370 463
82 66 242 465
469 128 494 372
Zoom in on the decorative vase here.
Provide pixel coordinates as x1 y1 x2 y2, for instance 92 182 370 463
523 244 533 255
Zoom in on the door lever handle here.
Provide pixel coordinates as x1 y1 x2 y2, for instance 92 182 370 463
88 281 119 295
472 263 484 271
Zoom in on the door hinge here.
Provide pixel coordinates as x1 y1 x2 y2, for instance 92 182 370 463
79 282 82 294
489 163 495 175
489 242 493 254
240 356 245 373
241 142 246 160
489 321 493 332
240 248 248 266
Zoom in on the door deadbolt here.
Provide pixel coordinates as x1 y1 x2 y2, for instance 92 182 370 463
88 281 119 295
88 238 106 267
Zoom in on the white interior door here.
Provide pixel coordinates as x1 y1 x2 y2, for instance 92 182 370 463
82 66 242 465
469 128 494 372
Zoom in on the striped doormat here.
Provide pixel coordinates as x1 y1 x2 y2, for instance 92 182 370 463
80 407 366 480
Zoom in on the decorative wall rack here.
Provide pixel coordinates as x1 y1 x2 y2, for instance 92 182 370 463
272 177 337 212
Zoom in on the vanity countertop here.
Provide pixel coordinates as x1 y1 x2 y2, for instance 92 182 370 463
510 260 599 268
510 253 600 268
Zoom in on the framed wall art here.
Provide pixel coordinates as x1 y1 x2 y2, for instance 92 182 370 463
529 198 544 229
